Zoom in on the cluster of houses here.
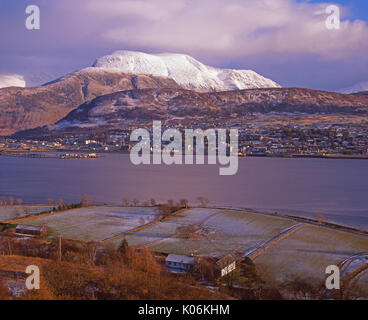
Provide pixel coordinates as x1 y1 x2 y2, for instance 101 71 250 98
3 120 368 158
239 124 368 157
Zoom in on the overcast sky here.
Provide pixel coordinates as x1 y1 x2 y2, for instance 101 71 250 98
0 0 367 90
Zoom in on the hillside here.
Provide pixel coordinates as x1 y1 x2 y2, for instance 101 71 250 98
356 91 368 96
15 87 368 137
0 69 180 135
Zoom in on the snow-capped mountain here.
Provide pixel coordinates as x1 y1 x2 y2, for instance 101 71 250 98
92 50 281 92
339 81 368 94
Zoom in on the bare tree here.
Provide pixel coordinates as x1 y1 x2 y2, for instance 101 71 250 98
150 198 156 207
122 197 130 207
197 197 210 207
57 198 65 209
6 234 14 255
8 196 14 206
14 209 21 218
314 213 326 224
0 196 7 206
81 194 91 207
0 278 10 300
58 236 62 261
196 257 215 281
179 199 189 208
167 199 174 208
86 241 99 266
280 276 323 300
155 204 172 219
132 199 139 207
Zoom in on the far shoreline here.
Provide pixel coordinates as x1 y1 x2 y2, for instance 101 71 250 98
1 149 368 160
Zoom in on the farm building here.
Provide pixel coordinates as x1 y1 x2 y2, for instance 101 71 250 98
215 254 236 277
165 254 195 273
15 224 47 237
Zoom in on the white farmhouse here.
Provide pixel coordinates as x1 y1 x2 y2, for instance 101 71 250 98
165 254 195 273
216 254 236 277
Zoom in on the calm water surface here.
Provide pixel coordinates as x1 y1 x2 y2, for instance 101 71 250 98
0 154 368 230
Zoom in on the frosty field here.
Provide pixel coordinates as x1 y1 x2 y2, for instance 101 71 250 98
6 204 368 290
0 205 54 222
143 209 368 291
145 210 296 257
255 224 368 285
25 206 156 241
118 208 221 247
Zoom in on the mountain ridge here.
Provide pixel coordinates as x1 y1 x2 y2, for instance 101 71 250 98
14 87 368 138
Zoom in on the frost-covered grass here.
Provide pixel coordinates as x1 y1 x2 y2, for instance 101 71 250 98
255 224 368 285
146 211 368 292
25 206 156 241
127 209 295 257
0 205 54 221
117 208 220 247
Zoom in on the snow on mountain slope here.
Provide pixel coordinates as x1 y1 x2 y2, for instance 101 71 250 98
339 81 368 94
92 50 281 92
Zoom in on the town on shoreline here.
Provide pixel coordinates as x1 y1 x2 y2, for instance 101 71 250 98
3 114 368 159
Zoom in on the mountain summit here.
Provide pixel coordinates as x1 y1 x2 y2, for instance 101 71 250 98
92 50 280 92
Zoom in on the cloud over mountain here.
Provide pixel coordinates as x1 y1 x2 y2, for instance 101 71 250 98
0 74 26 89
85 0 368 61
1 0 368 91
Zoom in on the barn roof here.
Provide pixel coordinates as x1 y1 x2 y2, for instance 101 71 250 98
16 224 44 232
166 254 195 265
216 254 236 269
